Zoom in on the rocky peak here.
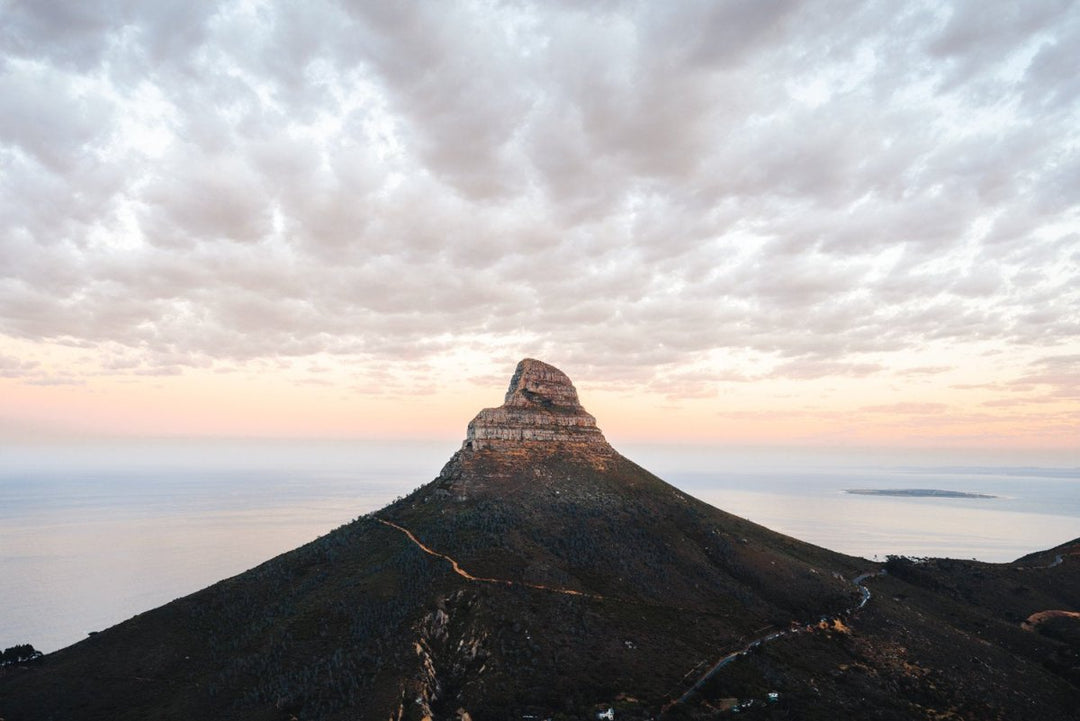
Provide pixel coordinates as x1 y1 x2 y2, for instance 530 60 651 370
502 358 583 409
464 359 608 450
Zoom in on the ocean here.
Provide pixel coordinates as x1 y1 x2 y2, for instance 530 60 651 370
2 440 1077 653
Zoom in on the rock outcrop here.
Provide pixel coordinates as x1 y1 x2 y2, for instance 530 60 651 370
463 359 608 450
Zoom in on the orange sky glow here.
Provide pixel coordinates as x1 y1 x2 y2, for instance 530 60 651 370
1 2 1077 465
2 344 1076 463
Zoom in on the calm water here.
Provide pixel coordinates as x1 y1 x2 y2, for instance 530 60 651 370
1 440 1077 653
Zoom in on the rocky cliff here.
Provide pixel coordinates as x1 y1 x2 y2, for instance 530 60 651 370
464 358 607 450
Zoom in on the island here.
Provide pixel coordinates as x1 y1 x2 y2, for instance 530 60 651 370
845 488 997 499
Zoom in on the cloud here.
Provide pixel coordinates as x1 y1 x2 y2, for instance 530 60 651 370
1014 355 1080 400
926 0 1073 90
0 1 124 70
768 359 884 381
21 373 85 386
0 0 1077 392
0 62 116 173
0 352 38 378
859 402 949 415
896 366 953 377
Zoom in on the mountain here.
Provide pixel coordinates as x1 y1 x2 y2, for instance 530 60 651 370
1 359 1078 720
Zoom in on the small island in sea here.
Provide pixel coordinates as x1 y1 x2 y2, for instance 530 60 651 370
845 488 997 499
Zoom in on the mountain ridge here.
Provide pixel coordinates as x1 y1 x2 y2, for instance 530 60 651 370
1 359 1078 720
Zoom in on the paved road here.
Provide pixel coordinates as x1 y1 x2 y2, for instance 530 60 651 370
665 570 884 712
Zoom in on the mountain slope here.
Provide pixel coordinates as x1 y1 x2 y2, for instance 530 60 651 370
1 359 1077 720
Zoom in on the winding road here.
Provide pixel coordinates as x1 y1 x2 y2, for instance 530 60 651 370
664 570 884 712
1018 554 1076 631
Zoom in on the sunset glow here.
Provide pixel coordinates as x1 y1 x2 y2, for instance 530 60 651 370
1 2 1077 461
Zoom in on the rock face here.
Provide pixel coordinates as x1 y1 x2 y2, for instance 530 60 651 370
463 359 608 450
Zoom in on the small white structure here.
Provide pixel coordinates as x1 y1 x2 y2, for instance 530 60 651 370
767 691 780 703
597 708 614 720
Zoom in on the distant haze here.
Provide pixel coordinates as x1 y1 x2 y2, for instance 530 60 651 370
0 2 1078 454
2 437 1077 653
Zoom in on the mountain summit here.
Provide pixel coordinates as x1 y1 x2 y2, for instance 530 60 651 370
2 360 1078 721
465 358 606 450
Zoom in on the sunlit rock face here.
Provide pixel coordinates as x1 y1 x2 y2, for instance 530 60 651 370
464 359 608 449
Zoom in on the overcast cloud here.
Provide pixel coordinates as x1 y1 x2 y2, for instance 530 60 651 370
1 0 1078 398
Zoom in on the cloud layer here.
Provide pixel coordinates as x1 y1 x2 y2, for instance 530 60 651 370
1 0 1078 405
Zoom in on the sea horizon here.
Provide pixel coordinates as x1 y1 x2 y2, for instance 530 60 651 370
2 437 1077 654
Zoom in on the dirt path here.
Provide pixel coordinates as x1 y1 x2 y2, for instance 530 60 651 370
375 517 604 599
375 517 760 620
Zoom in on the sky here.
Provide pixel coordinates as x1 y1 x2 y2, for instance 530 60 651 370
0 1 1078 459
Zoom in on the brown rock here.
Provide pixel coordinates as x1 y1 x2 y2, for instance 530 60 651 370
463 359 608 450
